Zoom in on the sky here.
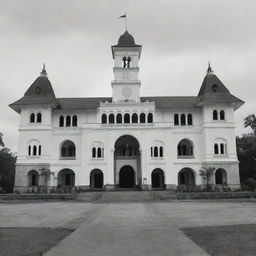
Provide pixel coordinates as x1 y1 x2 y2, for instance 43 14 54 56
0 0 255 152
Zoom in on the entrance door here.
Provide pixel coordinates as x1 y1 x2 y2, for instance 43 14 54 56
119 166 135 188
151 169 165 189
90 169 104 189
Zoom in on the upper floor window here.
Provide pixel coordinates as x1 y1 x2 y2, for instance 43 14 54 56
177 139 194 158
132 113 138 123
140 113 146 123
151 141 164 158
116 113 122 124
122 56 131 68
30 112 41 123
102 114 107 124
60 140 76 159
214 139 227 155
124 113 130 124
147 113 153 123
109 114 115 124
92 143 104 159
28 140 41 156
59 115 78 127
174 113 193 126
213 110 225 121
174 114 179 125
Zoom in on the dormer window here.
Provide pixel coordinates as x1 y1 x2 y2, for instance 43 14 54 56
212 84 218 92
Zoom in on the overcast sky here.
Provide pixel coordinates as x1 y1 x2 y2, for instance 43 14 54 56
0 0 255 152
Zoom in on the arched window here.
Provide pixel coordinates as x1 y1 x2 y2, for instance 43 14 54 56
92 147 96 158
61 140 76 158
174 114 179 125
212 84 218 92
154 147 158 157
38 145 41 155
132 113 138 123
177 139 194 157
150 147 153 157
36 113 42 123
59 116 64 127
102 114 107 124
30 113 35 123
220 110 225 120
28 170 39 186
116 113 122 124
140 113 145 123
33 145 37 156
97 147 102 158
181 114 186 126
215 169 227 185
124 113 130 123
213 110 218 120
109 113 115 124
28 145 31 156
187 114 193 125
214 143 219 154
159 146 163 157
147 113 153 123
66 116 71 127
122 56 127 68
72 115 77 127
127 56 131 68
220 143 225 154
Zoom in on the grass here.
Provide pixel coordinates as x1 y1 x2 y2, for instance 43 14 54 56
0 227 73 256
182 224 256 256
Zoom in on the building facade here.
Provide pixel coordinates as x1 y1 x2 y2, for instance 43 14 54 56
10 31 244 192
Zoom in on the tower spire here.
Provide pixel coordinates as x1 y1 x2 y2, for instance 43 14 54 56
207 61 213 74
40 63 47 77
118 13 127 31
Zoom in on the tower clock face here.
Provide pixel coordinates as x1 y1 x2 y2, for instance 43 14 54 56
122 87 132 98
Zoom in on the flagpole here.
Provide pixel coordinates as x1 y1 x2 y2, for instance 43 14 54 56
125 12 127 30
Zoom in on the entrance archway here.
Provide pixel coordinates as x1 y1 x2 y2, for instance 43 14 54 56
215 168 227 185
119 165 135 188
90 169 104 189
114 135 141 188
58 169 75 187
178 168 195 186
151 168 165 189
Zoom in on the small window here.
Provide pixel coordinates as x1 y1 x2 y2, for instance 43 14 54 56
33 145 37 156
36 113 42 123
174 114 179 125
220 143 225 154
132 113 138 123
150 147 153 157
140 113 145 123
212 84 218 92
220 110 225 120
38 145 41 156
159 146 163 157
181 114 186 126
109 114 115 124
59 116 64 127
30 113 35 123
116 113 122 124
97 147 102 158
72 115 77 127
124 113 130 123
102 114 107 124
154 147 158 157
28 145 31 156
92 147 96 158
213 110 218 120
214 143 219 154
147 113 153 123
66 116 71 127
187 114 193 125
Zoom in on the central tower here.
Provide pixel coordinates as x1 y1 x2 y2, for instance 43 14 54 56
111 30 142 103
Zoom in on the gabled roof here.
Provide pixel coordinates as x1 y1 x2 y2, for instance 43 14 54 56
197 65 244 110
9 66 57 113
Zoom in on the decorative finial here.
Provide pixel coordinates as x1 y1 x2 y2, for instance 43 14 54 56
207 61 213 74
40 63 47 77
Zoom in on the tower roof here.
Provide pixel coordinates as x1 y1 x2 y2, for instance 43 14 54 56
197 64 244 110
9 65 57 113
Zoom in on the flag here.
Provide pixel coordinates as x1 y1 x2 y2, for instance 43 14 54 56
119 14 126 19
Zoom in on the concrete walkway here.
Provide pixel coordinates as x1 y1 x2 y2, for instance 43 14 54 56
45 203 209 256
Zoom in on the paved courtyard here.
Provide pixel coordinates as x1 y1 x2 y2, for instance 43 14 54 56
1 201 256 255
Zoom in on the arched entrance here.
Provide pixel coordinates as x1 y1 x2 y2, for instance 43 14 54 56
178 168 195 186
119 166 135 188
114 135 141 189
151 169 165 189
58 169 75 187
215 168 227 185
27 170 39 186
90 169 104 189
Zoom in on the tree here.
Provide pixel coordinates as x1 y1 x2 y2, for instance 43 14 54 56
0 132 4 147
0 148 16 193
199 166 215 191
244 114 256 135
39 168 54 193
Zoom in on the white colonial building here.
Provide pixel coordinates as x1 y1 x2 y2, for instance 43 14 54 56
10 30 244 192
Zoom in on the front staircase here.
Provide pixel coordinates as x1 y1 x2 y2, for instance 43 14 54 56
77 191 177 202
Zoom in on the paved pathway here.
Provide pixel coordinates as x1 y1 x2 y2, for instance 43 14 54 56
45 203 209 256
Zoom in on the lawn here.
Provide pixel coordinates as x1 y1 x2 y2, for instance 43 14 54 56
0 227 73 256
182 224 256 256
